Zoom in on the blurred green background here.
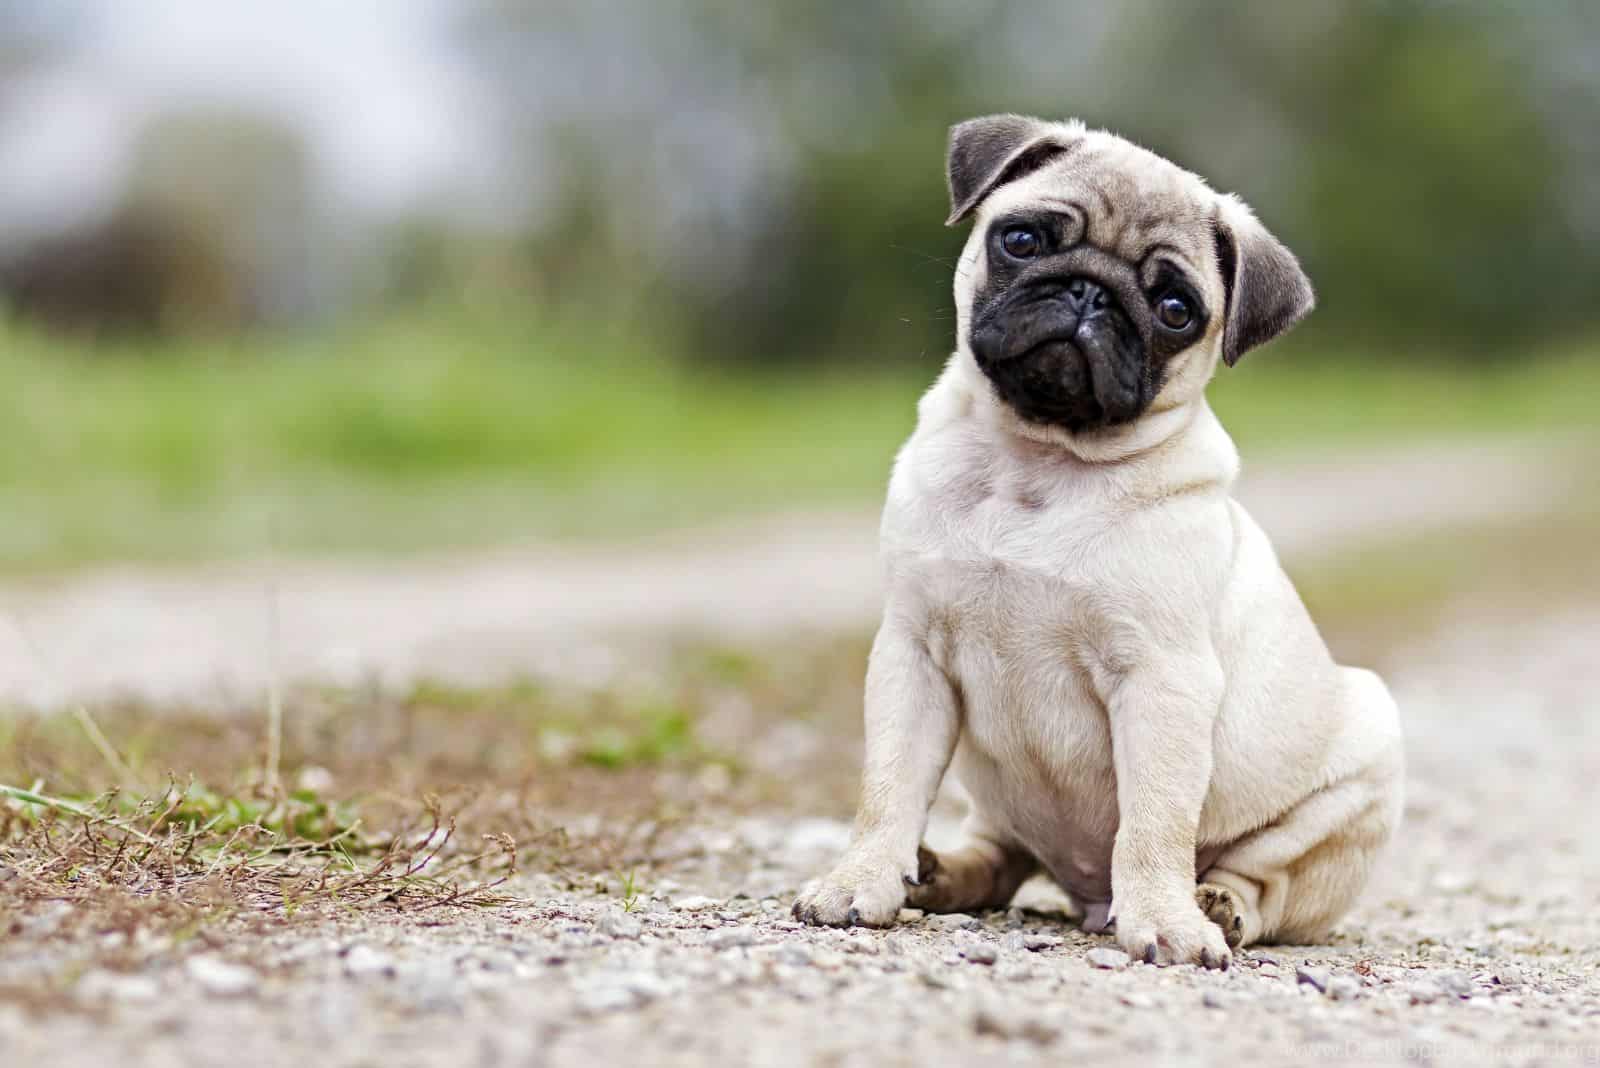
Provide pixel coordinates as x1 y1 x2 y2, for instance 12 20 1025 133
1 0 1596 569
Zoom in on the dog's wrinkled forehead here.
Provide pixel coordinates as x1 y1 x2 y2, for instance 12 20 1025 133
977 132 1222 285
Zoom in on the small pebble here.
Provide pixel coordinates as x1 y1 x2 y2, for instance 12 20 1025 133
186 955 259 998
1202 990 1227 1010
1493 964 1524 989
673 895 720 912
76 971 162 1004
960 940 998 965
1022 933 1062 952
972 1004 1059 1044
707 928 756 950
577 984 642 1014
896 908 925 923
1086 947 1130 970
596 909 643 940
1409 981 1443 1005
1326 975 1361 1001
927 913 981 932
1295 965 1330 993
777 943 814 967
343 945 397 979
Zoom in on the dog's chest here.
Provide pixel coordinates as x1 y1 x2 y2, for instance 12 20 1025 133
888 460 1113 679
885 453 1125 894
898 522 1112 774
889 486 1126 869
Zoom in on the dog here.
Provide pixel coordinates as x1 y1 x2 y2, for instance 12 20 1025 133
792 115 1404 969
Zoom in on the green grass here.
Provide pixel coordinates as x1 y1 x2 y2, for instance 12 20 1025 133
2 313 1596 569
0 315 916 569
1209 344 1599 454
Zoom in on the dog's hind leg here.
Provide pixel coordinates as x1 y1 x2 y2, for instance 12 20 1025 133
907 834 1038 914
1201 669 1403 946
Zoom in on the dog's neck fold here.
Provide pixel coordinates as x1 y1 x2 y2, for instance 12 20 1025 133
954 354 1239 489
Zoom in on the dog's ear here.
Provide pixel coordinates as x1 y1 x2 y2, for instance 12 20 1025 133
1213 195 1315 366
946 114 1078 226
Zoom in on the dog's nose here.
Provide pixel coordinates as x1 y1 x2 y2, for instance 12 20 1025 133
1065 277 1111 314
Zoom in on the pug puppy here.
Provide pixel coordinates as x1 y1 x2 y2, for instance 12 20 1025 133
793 116 1404 969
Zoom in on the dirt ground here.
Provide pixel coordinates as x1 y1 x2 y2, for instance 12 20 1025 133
3 437 1599 1067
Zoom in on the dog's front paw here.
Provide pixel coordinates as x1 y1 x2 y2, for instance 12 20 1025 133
1115 897 1233 970
792 859 910 928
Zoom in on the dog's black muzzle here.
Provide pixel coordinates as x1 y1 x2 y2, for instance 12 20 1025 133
969 250 1155 431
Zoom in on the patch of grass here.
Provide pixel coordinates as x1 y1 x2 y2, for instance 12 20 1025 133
0 635 876 944
618 868 644 913
0 780 517 925
398 679 723 773
0 689 670 934
578 706 695 769
0 313 915 570
2 312 1597 569
698 647 768 686
0 648 827 928
1209 340 1600 456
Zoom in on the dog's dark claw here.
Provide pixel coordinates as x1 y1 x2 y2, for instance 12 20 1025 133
846 907 861 927
1200 948 1216 969
1142 943 1158 965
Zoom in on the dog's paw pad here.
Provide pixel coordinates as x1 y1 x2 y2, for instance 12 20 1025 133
1196 883 1246 950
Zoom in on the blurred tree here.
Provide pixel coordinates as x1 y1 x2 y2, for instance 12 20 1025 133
126 110 323 325
2 108 323 337
458 0 1600 362
1111 0 1597 352
1 212 239 337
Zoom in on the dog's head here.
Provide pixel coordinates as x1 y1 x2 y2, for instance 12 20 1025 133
947 115 1313 435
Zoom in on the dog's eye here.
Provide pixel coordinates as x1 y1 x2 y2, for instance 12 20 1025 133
1156 294 1193 330
1001 228 1041 260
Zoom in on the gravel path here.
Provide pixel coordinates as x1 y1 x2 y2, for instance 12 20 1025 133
6 601 1600 1068
0 435 1582 707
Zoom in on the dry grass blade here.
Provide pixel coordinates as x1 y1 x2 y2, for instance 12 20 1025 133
72 706 142 791
262 573 283 796
1 780 519 923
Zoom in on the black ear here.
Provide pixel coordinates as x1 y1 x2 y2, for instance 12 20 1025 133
1213 197 1315 366
946 114 1076 226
